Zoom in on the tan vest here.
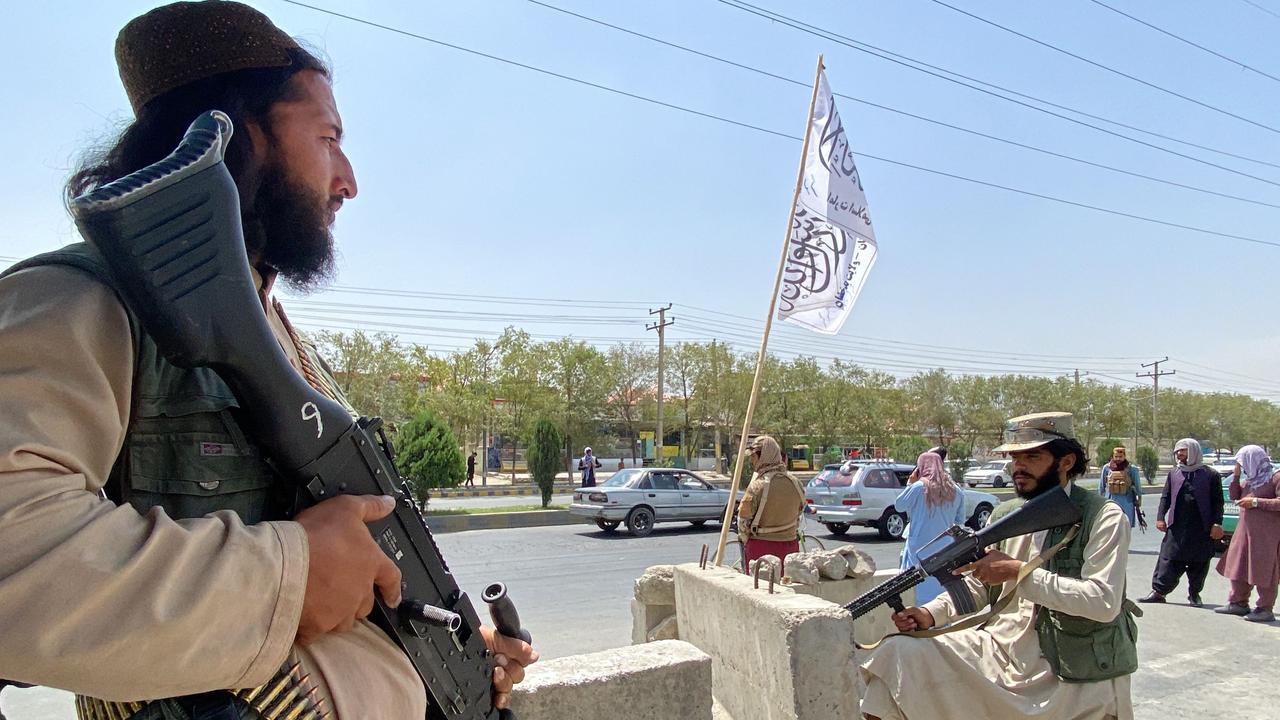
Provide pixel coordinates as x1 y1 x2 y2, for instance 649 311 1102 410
1105 467 1132 495
742 470 806 541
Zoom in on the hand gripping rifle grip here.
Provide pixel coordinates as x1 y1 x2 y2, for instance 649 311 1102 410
483 583 531 644
482 583 530 720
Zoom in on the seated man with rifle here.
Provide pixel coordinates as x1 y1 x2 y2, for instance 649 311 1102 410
857 412 1139 720
0 3 534 718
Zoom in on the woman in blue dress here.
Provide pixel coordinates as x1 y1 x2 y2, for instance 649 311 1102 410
895 451 967 604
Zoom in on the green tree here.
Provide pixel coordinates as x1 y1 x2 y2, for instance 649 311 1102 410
1135 446 1159 486
888 435 931 463
947 441 973 481
1096 439 1125 472
396 409 465 503
526 418 563 508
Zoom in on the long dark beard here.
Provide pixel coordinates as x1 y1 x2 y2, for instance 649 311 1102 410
1015 464 1061 500
242 162 336 293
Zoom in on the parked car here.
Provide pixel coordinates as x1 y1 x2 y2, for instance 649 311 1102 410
964 459 1013 488
805 462 999 540
569 468 741 537
1219 481 1239 553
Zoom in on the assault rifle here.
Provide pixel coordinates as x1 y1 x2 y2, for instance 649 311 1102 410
843 486 1082 620
70 111 526 720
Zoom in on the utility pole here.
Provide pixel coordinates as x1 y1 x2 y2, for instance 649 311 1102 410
711 339 722 474
1137 358 1175 454
647 304 674 466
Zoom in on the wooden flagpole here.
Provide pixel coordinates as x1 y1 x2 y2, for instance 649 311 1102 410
714 54 825 566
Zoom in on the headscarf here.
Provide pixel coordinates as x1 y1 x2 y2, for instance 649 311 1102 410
750 436 787 476
1108 448 1130 472
1174 438 1207 473
582 447 594 462
915 451 957 507
1236 445 1275 492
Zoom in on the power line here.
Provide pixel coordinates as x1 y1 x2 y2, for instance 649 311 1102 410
279 1 1280 250
1238 0 1280 21
525 0 1280 210
924 0 1280 135
715 0 1280 176
1086 0 1280 85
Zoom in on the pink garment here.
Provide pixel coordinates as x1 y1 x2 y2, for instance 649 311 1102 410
1217 470 1280 590
744 538 799 566
1230 579 1279 611
915 451 956 507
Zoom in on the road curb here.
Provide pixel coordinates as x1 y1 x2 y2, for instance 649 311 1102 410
426 509 585 534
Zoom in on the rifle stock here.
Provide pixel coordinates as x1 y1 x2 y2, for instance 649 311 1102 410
71 110 519 720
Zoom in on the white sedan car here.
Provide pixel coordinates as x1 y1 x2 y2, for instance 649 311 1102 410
964 459 1013 488
569 468 741 537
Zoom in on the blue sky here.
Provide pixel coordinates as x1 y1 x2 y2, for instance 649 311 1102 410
3 0 1278 398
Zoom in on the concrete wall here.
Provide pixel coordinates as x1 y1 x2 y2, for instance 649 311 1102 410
632 565 915 720
509 640 712 719
673 564 859 720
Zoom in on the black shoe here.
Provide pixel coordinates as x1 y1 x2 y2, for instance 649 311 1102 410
1188 594 1203 607
1138 591 1166 603
1215 602 1250 616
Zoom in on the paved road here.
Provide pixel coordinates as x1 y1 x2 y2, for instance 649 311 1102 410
6 515 1277 720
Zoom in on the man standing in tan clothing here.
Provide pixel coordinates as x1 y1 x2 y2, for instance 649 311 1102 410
859 412 1137 720
0 2 534 718
736 436 807 565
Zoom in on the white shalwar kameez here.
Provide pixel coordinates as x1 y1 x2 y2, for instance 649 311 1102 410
859 495 1134 720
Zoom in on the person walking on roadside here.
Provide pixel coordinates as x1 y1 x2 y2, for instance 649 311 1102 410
466 451 477 487
895 451 966 604
1215 445 1280 622
578 447 602 488
737 436 807 565
1139 439 1224 607
1100 446 1142 527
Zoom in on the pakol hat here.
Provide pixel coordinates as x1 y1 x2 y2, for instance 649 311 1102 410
116 1 299 114
993 412 1075 453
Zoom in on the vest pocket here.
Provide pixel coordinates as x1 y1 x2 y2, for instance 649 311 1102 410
124 409 278 524
1040 609 1138 683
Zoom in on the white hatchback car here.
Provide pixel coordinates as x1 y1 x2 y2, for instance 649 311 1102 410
806 462 999 540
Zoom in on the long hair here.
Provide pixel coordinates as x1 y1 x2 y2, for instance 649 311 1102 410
66 47 328 258
1046 438 1090 479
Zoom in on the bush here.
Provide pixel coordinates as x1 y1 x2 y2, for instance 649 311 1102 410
525 418 563 508
1096 439 1125 471
1135 446 1159 485
396 409 465 503
947 442 972 482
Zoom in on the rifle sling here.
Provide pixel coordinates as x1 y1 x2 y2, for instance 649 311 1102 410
856 523 1080 651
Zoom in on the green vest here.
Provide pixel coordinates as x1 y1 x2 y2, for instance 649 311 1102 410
3 243 286 524
986 483 1139 683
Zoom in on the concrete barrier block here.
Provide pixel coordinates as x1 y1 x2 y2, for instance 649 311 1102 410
674 563 858 720
635 564 677 605
632 597 677 645
509 640 712 720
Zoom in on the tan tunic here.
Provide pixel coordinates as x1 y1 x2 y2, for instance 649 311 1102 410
0 265 424 718
737 469 806 542
860 491 1133 720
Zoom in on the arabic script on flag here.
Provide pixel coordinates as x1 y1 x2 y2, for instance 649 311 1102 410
778 69 878 335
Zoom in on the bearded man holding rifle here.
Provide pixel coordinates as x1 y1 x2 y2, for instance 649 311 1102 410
859 412 1138 720
0 3 535 718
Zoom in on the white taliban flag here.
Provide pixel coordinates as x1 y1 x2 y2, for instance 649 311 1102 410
777 68 878 335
